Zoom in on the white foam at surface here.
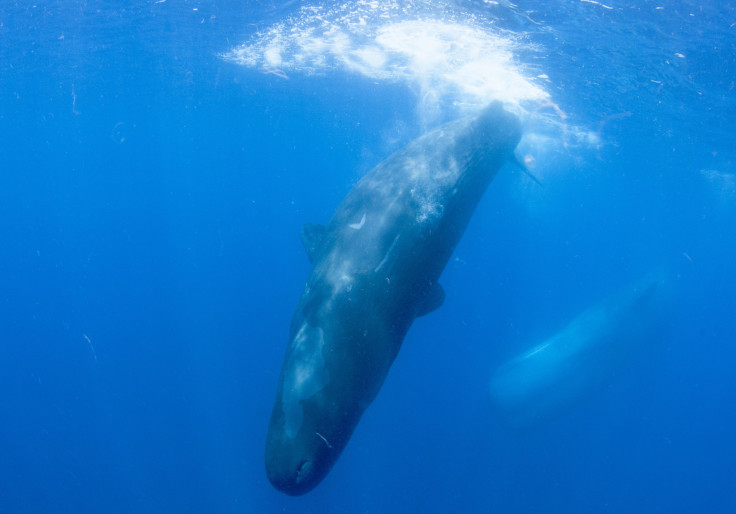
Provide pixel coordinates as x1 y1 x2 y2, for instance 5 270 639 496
222 1 549 113
222 0 601 173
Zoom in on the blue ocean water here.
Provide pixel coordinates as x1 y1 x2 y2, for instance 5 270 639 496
1 0 734 512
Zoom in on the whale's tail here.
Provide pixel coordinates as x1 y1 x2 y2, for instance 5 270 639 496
511 152 544 187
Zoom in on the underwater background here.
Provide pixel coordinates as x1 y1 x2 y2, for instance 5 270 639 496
1 1 734 512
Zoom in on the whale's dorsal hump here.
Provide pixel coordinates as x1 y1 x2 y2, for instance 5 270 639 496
416 282 445 317
301 223 327 263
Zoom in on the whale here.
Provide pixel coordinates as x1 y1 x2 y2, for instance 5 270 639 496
489 272 671 430
265 102 521 495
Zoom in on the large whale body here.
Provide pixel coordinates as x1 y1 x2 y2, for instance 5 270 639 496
266 103 521 495
489 273 671 430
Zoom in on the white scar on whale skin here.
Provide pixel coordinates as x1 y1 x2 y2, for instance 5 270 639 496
315 432 333 449
375 234 400 273
349 213 366 230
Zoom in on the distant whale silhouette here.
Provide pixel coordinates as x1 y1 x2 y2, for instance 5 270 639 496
489 272 671 429
265 103 522 495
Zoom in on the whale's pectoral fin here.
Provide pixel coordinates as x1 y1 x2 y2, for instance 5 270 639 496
301 223 327 263
416 282 445 317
